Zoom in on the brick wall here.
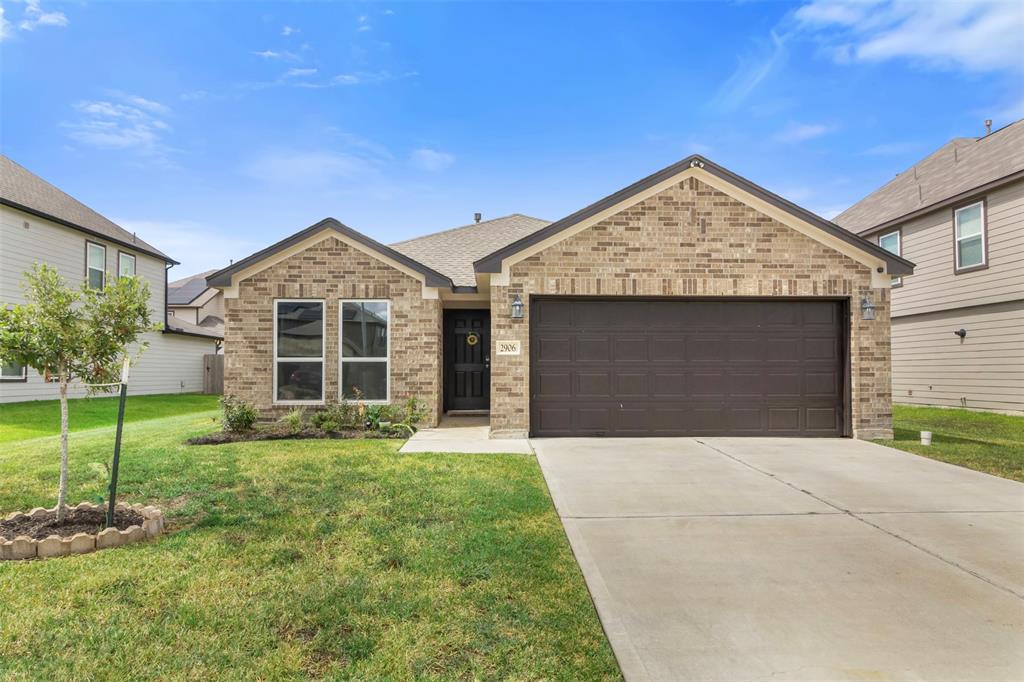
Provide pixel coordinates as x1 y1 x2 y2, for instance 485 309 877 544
223 236 442 425
490 176 892 439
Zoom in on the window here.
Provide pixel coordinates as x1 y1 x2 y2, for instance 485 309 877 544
118 252 136 278
954 201 986 271
340 300 389 402
878 230 902 287
86 241 106 290
274 300 324 403
1 361 27 381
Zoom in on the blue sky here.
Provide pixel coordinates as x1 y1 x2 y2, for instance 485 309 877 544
2 0 1022 276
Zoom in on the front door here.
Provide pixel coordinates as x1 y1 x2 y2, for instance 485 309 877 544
444 309 490 411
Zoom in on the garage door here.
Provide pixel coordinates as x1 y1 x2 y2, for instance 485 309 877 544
530 299 846 437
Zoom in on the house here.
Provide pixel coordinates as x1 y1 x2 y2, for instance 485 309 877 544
835 120 1023 415
0 155 222 402
168 269 225 346
208 156 913 439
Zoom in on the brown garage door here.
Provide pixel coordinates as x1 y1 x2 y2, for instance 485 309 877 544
530 298 847 437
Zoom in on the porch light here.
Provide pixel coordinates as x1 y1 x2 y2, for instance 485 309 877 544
860 297 876 321
510 294 524 319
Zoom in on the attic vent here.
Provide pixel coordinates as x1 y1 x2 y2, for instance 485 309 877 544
474 212 482 224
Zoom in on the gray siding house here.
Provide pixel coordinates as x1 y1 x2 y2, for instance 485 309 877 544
836 120 1024 414
0 155 222 403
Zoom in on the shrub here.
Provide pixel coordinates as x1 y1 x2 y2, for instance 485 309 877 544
221 396 258 433
310 402 359 432
280 407 306 434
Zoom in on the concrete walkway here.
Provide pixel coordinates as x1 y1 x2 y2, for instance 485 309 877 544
534 437 1024 682
399 416 533 454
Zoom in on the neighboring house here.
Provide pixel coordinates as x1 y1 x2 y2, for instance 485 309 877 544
168 269 225 347
836 120 1023 415
0 155 222 403
209 155 912 439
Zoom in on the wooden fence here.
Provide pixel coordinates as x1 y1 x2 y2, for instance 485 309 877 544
203 354 224 394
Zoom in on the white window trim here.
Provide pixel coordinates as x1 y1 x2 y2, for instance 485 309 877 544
878 229 902 287
118 251 137 278
86 241 106 290
954 200 986 271
0 362 28 381
272 298 326 406
339 299 390 404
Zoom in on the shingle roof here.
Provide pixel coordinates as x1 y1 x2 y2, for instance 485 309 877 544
0 155 174 262
165 315 223 340
390 214 549 287
168 269 219 305
835 120 1024 235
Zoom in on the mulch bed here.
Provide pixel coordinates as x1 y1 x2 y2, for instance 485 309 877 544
186 428 404 446
0 507 144 541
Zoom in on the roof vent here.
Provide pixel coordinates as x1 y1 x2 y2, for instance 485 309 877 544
474 212 482 224
984 119 992 135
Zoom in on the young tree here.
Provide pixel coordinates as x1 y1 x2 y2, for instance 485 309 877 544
0 264 155 522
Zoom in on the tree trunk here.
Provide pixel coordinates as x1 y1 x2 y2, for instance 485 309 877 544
56 374 70 523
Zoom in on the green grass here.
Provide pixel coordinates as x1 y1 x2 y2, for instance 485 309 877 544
0 392 220 443
0 408 619 680
876 405 1024 482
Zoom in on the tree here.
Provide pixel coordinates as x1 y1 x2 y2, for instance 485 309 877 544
0 264 155 522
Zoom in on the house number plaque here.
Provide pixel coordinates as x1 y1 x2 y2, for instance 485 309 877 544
496 341 521 355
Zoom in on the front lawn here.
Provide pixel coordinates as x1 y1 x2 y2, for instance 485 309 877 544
876 405 1024 482
0 408 619 680
0 392 220 443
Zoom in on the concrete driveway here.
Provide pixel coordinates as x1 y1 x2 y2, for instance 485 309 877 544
533 438 1024 682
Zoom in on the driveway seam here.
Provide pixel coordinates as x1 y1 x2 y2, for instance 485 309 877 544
695 439 1024 601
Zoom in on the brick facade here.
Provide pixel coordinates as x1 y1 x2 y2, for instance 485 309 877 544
223 236 442 425
489 176 892 439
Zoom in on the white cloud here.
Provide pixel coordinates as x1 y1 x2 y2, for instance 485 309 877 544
410 148 455 172
773 122 833 143
62 92 174 161
357 14 372 31
180 90 208 102
241 150 382 188
252 49 297 60
794 0 1024 72
1 7 12 41
282 25 299 36
285 67 317 78
18 0 67 32
117 220 263 277
711 31 789 111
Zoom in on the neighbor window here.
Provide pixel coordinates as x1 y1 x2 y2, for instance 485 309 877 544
118 252 136 278
1 361 27 381
86 242 106 290
340 300 389 402
274 300 324 403
878 230 902 287
954 201 986 271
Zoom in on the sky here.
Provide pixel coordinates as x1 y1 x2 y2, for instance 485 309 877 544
2 0 1022 276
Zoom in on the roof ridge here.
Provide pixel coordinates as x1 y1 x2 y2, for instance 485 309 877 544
391 213 548 246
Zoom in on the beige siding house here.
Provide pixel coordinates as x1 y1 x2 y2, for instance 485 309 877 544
0 156 222 403
836 120 1024 414
168 269 226 344
210 156 912 440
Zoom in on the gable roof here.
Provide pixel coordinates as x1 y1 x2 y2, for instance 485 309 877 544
391 214 549 288
165 315 224 340
168 269 219 305
0 155 175 263
835 119 1024 235
206 217 455 289
474 155 915 276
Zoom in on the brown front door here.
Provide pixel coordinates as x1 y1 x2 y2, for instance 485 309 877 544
444 309 490 412
530 298 846 437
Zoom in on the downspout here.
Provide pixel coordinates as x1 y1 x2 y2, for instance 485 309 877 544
164 262 172 332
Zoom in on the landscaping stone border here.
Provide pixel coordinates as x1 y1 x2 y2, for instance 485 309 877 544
0 502 165 560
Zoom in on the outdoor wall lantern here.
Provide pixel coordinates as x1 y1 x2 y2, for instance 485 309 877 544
510 294 525 319
860 297 876 321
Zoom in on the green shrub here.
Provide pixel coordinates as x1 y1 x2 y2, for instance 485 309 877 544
221 396 258 433
280 407 306 434
310 402 359 432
